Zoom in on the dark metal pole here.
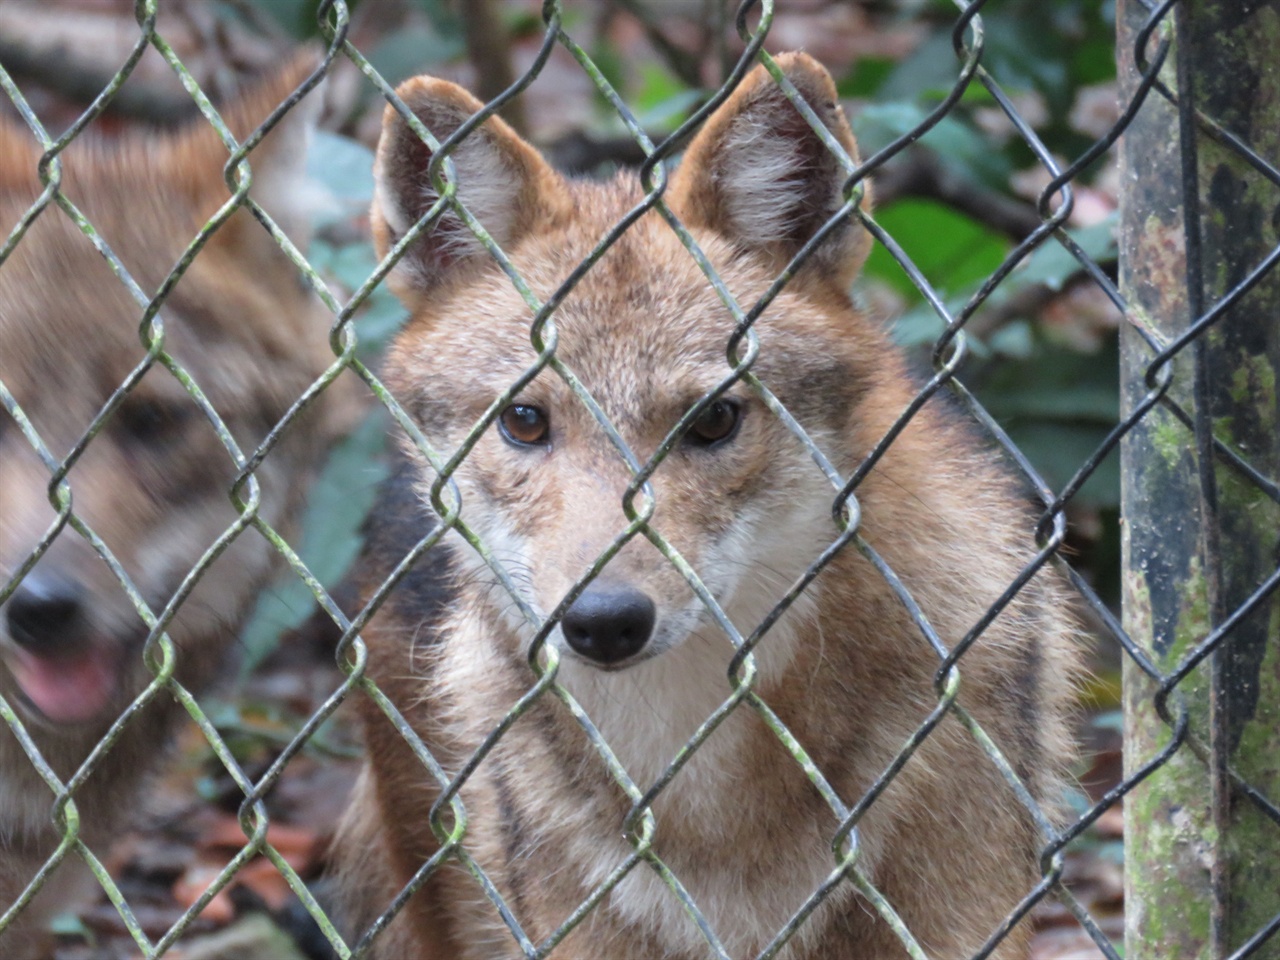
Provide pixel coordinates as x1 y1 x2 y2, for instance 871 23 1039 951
1119 1 1280 956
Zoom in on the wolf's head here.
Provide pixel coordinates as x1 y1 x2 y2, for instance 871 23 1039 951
0 63 355 729
375 55 892 676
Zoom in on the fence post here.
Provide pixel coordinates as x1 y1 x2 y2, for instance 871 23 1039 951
1119 1 1280 956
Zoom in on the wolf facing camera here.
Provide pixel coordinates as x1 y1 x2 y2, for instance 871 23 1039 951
336 53 1081 959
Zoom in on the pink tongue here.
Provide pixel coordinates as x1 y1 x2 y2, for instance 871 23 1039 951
10 646 117 724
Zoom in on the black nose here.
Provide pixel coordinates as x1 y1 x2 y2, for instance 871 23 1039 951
560 585 656 665
5 573 86 653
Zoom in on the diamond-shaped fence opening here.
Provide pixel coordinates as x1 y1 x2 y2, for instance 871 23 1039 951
0 0 1276 957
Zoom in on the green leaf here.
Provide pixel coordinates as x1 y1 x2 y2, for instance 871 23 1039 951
987 319 1036 359
307 131 375 205
368 23 464 87
851 101 930 156
306 242 407 358
981 17 1070 108
883 216 1118 352
890 306 949 350
416 0 464 38
853 104 1011 188
236 0 319 39
1000 419 1120 506
876 32 967 103
306 131 376 229
354 288 409 355
978 339 1120 423
589 43 627 103
417 0 463 36
1012 214 1118 292
970 335 1121 506
237 408 392 674
863 197 1011 301
630 64 701 133
837 57 896 98
1073 35 1118 86
49 912 95 942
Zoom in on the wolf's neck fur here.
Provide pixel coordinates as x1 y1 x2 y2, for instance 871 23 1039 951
536 582 838 957
555 596 810 799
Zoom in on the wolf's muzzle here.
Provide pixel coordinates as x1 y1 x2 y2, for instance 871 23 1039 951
5 571 86 654
2 569 123 724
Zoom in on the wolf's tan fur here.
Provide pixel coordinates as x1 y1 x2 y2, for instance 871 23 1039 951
338 54 1080 958
0 63 355 953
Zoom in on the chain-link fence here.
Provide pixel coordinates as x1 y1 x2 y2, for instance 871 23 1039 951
0 0 1277 957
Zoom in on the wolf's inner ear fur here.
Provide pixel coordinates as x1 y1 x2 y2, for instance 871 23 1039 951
372 78 571 303
668 53 872 287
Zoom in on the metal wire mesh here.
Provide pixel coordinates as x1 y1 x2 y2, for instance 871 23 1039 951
0 0 1276 957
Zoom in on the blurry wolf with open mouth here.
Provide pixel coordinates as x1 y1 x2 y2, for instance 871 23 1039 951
0 61 355 953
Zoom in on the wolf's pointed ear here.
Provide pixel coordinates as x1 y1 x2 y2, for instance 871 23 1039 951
667 53 872 287
372 77 571 304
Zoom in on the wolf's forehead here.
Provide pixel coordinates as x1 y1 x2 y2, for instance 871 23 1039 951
434 186 849 401
524 213 736 331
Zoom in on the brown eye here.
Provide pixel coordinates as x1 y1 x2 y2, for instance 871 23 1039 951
686 399 741 447
499 404 549 447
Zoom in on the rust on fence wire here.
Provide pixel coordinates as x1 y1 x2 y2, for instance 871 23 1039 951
0 0 1276 957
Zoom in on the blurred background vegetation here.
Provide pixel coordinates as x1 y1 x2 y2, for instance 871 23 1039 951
1 2 1125 955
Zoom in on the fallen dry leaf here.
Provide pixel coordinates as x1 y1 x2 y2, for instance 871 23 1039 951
170 862 236 926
